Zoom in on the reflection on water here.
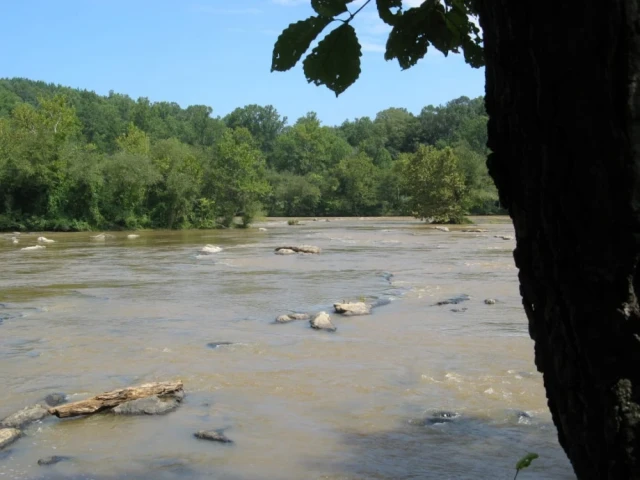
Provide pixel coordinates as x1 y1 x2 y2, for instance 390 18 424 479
0 217 574 479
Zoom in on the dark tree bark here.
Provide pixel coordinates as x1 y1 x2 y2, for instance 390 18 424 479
476 0 640 478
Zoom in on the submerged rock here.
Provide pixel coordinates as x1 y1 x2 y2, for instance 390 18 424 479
423 411 461 425
194 430 233 443
310 312 336 332
435 294 470 306
207 342 234 349
0 428 20 450
334 302 371 316
451 307 468 313
112 392 184 415
38 455 72 466
44 393 67 407
484 298 497 305
127 234 140 239
461 228 487 233
200 244 223 254
433 226 450 232
275 313 310 323
275 245 321 254
275 248 296 255
494 235 514 240
0 404 49 429
21 245 46 251
37 236 55 244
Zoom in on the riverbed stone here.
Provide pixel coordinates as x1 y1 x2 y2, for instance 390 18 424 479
207 342 233 349
310 312 336 332
494 235 514 240
435 294 470 306
275 313 310 323
484 298 497 305
0 404 49 429
433 226 450 232
44 393 67 407
275 245 321 254
113 391 184 415
333 302 371 316
37 455 72 466
0 429 20 450
275 248 296 255
194 430 233 443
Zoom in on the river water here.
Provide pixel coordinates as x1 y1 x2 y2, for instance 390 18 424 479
0 217 575 480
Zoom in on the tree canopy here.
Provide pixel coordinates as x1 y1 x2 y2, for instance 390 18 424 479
0 78 499 231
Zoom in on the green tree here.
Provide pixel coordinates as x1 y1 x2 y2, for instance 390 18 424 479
399 145 467 223
224 104 287 156
271 0 640 477
209 128 270 227
333 151 380 215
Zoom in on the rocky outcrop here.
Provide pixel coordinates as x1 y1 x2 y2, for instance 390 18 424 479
310 312 336 332
433 226 450 232
37 237 55 243
0 428 20 450
484 298 497 305
275 313 310 323
275 245 321 254
127 234 140 239
200 245 223 254
194 430 233 443
21 245 46 251
0 404 49 429
333 302 371 316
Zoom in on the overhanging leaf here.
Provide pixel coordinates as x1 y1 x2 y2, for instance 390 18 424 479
272 16 332 72
516 453 539 471
376 0 403 26
385 4 432 69
311 0 349 17
302 23 362 96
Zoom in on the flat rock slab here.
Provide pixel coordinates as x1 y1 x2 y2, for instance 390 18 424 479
0 404 49 428
194 430 233 443
275 248 296 255
0 428 21 450
334 302 371 316
112 392 184 415
275 313 310 323
310 312 336 332
38 455 72 466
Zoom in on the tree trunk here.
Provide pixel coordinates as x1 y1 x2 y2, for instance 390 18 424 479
476 1 640 478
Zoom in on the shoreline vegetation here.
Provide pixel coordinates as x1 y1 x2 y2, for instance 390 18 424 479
0 78 504 233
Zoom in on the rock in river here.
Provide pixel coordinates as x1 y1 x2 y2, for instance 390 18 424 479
432 226 450 232
38 455 72 466
275 248 296 255
113 391 184 415
0 404 49 429
275 245 321 254
44 393 67 407
310 312 336 332
0 428 20 450
484 298 497 305
333 302 371 316
435 294 470 306
194 430 233 443
207 342 234 349
275 313 310 323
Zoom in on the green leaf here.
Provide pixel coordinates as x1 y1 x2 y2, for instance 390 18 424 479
272 16 332 72
303 24 362 97
311 0 348 17
385 5 432 69
376 0 403 26
516 453 539 471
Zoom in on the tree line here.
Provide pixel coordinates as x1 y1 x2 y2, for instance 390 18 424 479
0 77 500 231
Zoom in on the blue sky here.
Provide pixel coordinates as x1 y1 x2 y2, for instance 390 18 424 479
1 0 485 126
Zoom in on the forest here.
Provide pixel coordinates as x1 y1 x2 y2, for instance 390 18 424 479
0 77 501 231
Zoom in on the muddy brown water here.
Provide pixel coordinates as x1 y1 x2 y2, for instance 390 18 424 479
0 217 575 479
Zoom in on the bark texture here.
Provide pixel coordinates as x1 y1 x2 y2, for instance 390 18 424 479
477 0 640 478
48 381 183 418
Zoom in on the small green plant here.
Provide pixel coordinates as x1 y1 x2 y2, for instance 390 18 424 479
513 453 539 480
287 219 300 225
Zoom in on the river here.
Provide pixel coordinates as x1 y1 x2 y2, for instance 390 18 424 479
0 217 575 479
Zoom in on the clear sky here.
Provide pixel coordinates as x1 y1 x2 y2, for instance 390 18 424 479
1 0 485 126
